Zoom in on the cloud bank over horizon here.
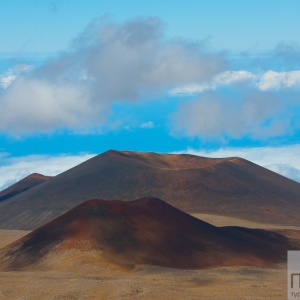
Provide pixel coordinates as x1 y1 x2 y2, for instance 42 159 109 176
0 153 95 191
178 144 300 183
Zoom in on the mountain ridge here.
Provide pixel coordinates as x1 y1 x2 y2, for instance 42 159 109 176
0 150 299 229
0 173 52 203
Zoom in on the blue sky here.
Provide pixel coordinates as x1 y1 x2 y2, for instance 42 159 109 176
1 0 300 189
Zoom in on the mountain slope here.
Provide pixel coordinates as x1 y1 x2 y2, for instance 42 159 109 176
0 173 52 203
0 198 289 271
0 150 300 230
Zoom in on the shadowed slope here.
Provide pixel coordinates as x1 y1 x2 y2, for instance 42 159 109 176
0 198 289 271
0 173 52 203
0 150 300 230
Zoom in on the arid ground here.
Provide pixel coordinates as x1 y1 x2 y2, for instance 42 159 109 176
0 214 296 300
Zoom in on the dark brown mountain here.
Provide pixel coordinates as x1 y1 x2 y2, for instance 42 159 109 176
0 198 290 271
0 150 300 230
0 173 52 203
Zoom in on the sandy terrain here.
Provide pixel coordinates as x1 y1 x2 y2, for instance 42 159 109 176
0 229 30 249
0 214 295 300
0 263 287 300
193 212 300 230
193 213 300 241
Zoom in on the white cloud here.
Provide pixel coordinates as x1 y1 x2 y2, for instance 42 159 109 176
140 121 155 129
170 70 256 95
0 77 101 133
178 145 300 182
214 70 256 86
258 70 300 90
170 70 300 95
0 64 33 89
0 153 95 191
0 74 17 89
0 17 225 135
169 83 209 95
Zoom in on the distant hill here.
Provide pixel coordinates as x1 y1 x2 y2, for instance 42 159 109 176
0 150 300 230
0 198 289 271
0 173 52 203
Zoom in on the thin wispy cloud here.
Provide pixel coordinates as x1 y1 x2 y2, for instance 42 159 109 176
271 42 300 69
170 70 300 95
140 121 155 129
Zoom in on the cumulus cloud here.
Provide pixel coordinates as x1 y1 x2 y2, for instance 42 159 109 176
0 77 99 132
171 65 300 140
171 88 294 140
178 145 300 182
0 17 225 135
0 153 95 191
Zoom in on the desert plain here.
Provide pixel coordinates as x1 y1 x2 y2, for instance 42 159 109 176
0 214 298 300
